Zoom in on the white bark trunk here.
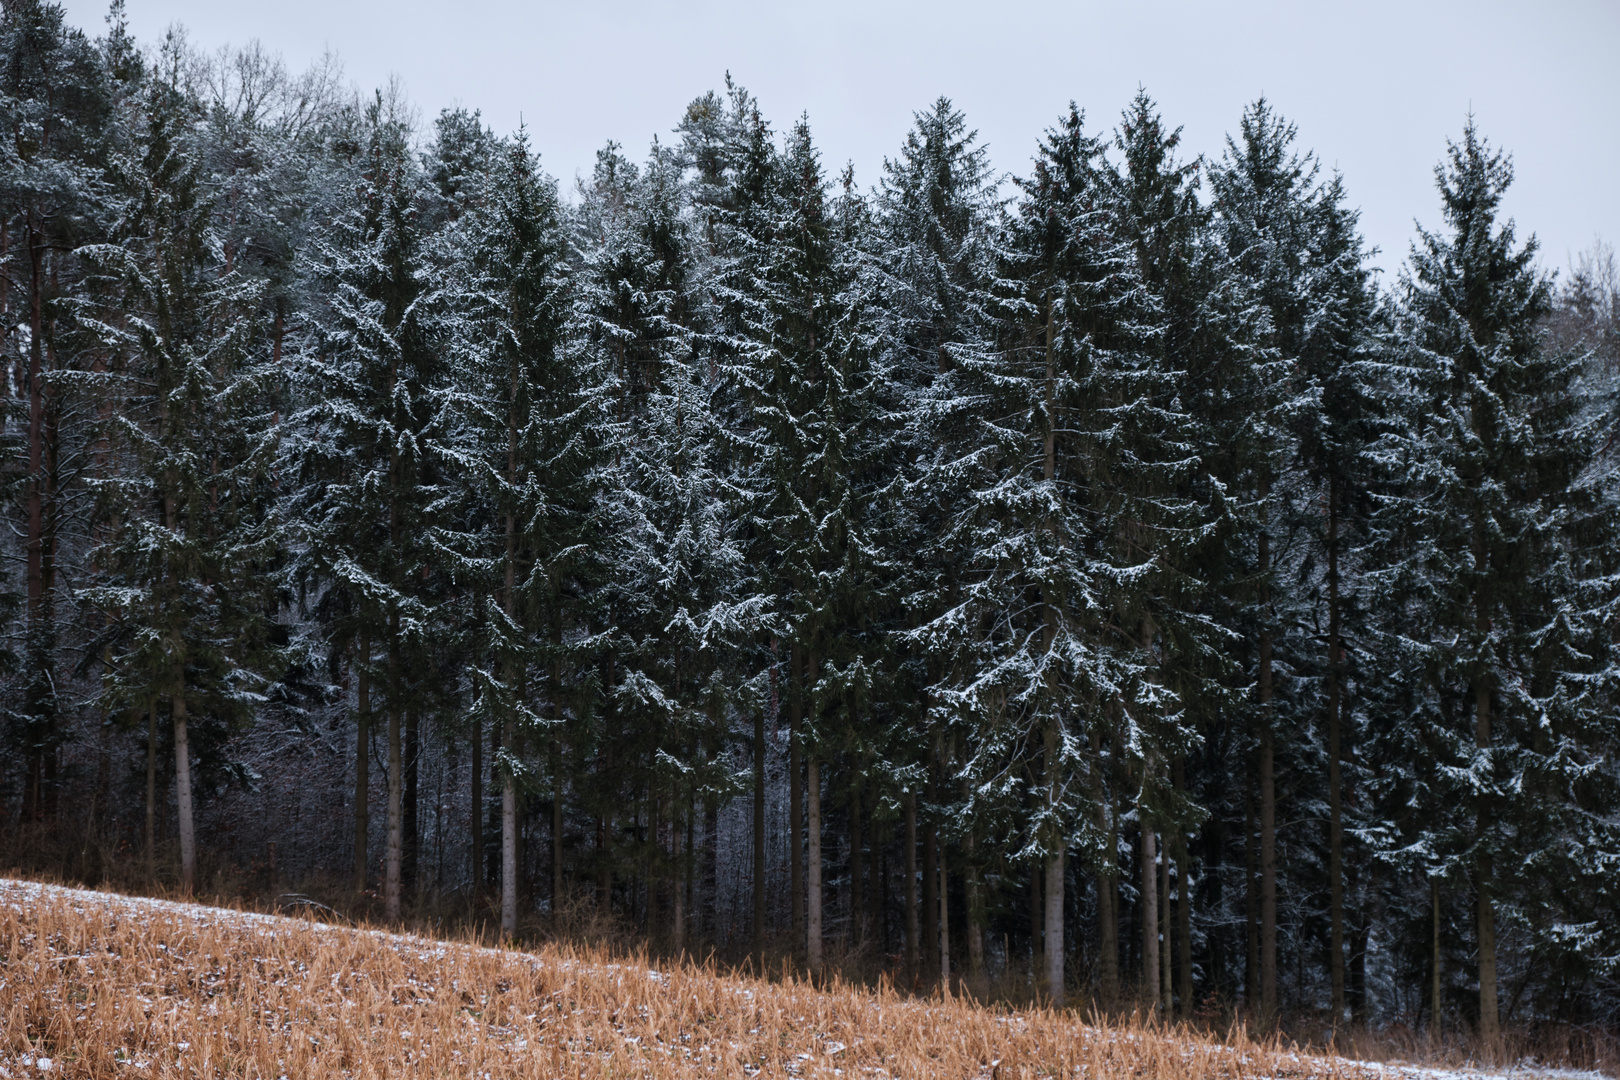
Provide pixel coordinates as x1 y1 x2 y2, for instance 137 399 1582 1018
502 718 518 939
173 690 196 895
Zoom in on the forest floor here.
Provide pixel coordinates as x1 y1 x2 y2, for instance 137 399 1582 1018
0 879 1610 1080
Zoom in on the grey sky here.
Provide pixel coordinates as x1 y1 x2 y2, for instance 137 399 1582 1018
61 0 1620 283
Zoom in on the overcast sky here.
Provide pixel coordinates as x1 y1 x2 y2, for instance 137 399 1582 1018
59 0 1620 283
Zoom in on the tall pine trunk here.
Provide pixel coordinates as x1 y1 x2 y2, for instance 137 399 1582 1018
502 716 518 938
1093 728 1119 1007
386 701 402 921
172 686 196 895
752 702 766 964
790 649 804 953
1259 516 1279 1023
1173 759 1193 1017
354 632 371 893
1327 482 1347 1024
807 754 823 976
1141 823 1159 1013
1159 830 1172 1013
1044 719 1065 1005
404 709 420 892
470 712 482 896
904 791 919 978
145 703 157 877
1475 681 1498 1047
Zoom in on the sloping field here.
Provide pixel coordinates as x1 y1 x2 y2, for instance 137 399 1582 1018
0 880 1567 1079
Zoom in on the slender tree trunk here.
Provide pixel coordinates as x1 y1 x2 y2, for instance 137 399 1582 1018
1159 830 1172 1014
1327 482 1347 1025
1141 824 1159 1014
922 815 938 983
1259 725 1278 1021
24 230 48 817
173 687 196 895
1259 526 1279 1024
966 833 986 992
1475 684 1499 1047
904 790 919 978
1029 861 1044 990
939 847 952 987
790 648 804 953
1044 719 1065 1006
807 754 823 977
1093 728 1118 1007
355 632 371 893
553 642 565 913
146 703 157 877
672 778 685 954
551 733 563 914
471 709 482 896
1045 845 1064 1006
502 715 518 939
753 702 766 964
850 776 865 945
386 701 403 921
404 708 420 892
1431 877 1442 1037
1245 760 1260 1009
1173 760 1193 1017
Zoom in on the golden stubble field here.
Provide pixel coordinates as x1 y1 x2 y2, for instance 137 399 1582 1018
0 880 1435 1079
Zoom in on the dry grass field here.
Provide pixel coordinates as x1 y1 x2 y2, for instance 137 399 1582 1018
0 879 1588 1079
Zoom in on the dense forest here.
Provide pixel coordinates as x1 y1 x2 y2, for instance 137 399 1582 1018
1 0 1616 1041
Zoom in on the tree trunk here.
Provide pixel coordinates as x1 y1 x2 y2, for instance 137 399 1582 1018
1029 861 1043 989
790 649 804 952
146 703 157 877
1260 724 1278 1022
1141 824 1159 1014
753 702 766 964
1475 686 1499 1047
1327 482 1347 1025
173 688 196 895
1245 760 1259 1009
1093 728 1119 1007
1044 719 1064 1006
502 715 518 939
1431 877 1442 1037
966 834 986 993
904 790 919 978
553 644 566 913
1173 760 1193 1017
922 817 938 983
807 754 823 977
471 711 483 896
355 632 371 893
386 704 403 921
1159 829 1172 1014
939 847 952 987
672 778 686 954
404 708 420 893
551 733 563 915
1045 845 1065 1006
850 776 865 945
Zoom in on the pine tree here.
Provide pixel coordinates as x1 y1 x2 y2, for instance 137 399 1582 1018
1365 120 1614 1045
78 40 281 893
284 87 450 921
0 0 115 825
450 125 595 937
